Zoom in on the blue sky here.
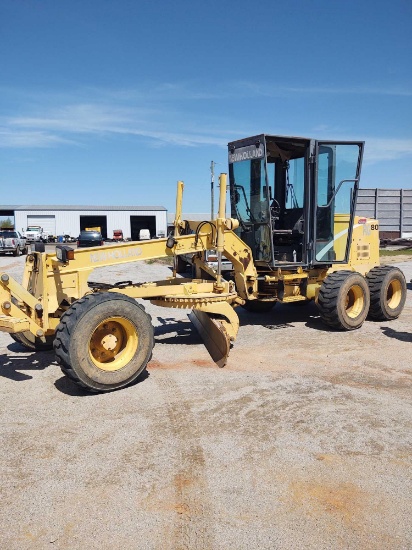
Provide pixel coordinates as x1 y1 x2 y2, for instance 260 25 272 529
1 0 411 212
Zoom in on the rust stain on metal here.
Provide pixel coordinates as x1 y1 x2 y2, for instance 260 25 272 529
239 250 251 270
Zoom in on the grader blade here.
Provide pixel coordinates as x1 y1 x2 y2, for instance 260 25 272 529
188 309 231 368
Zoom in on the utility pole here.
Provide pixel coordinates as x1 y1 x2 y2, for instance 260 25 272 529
210 160 216 220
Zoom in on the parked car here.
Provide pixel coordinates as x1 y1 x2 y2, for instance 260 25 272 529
77 230 104 248
139 229 151 240
0 230 27 256
113 229 124 241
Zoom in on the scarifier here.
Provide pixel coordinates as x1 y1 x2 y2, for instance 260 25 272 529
0 135 407 391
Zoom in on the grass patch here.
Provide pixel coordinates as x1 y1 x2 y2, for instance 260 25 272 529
380 248 412 256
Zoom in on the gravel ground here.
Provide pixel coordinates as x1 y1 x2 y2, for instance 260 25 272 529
0 252 411 550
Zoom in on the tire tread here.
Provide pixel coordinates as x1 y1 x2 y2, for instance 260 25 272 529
54 293 154 392
318 270 369 330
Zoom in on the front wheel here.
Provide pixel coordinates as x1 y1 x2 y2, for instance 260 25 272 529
317 270 370 330
54 292 154 392
366 266 407 320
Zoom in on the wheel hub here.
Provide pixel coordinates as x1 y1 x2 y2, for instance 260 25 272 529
89 317 138 371
345 285 364 318
387 279 402 309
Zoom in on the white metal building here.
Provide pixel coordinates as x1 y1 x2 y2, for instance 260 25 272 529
1 205 167 240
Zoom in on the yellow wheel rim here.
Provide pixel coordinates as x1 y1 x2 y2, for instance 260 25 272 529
88 317 138 371
345 285 364 319
386 279 402 309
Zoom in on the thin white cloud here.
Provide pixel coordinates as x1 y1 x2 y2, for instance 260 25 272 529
285 85 412 97
238 82 412 97
1 80 411 112
1 84 412 161
363 138 412 163
8 104 141 133
0 128 76 148
3 102 228 149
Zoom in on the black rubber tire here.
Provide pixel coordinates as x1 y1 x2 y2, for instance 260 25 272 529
10 332 55 351
54 292 154 392
22 246 28 255
242 299 276 313
317 270 370 330
366 266 407 320
13 246 20 257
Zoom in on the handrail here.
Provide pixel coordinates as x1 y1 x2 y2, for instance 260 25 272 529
318 178 358 209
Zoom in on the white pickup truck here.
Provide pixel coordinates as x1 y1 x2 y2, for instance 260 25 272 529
0 230 27 256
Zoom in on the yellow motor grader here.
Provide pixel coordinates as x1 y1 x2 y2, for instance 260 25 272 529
0 135 407 392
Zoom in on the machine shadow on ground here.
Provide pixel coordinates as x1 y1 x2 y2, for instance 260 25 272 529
0 342 53 382
153 303 329 347
237 302 328 331
154 316 203 345
380 326 412 343
54 368 150 397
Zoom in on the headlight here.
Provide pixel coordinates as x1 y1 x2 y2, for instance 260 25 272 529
55 245 75 262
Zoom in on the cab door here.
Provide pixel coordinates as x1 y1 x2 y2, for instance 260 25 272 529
313 141 364 264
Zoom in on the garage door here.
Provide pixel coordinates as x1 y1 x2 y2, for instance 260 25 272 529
27 215 56 235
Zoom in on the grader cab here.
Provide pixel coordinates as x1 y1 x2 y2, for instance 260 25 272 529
229 135 364 267
227 135 406 324
0 135 407 392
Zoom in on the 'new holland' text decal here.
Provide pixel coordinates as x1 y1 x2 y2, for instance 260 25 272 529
228 143 265 164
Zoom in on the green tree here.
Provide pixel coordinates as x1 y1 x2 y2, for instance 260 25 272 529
0 218 14 229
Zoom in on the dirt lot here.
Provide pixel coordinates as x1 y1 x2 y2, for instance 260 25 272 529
0 253 411 549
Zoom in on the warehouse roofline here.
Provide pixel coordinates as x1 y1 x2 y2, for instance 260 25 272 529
2 205 167 211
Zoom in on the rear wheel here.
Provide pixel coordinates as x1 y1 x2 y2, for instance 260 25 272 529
13 246 20 257
10 332 54 351
366 266 406 320
54 292 154 392
317 270 370 330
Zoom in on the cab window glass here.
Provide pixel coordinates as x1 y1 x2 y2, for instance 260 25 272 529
315 143 360 262
285 157 305 209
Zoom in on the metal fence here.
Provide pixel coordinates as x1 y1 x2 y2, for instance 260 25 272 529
356 189 412 239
